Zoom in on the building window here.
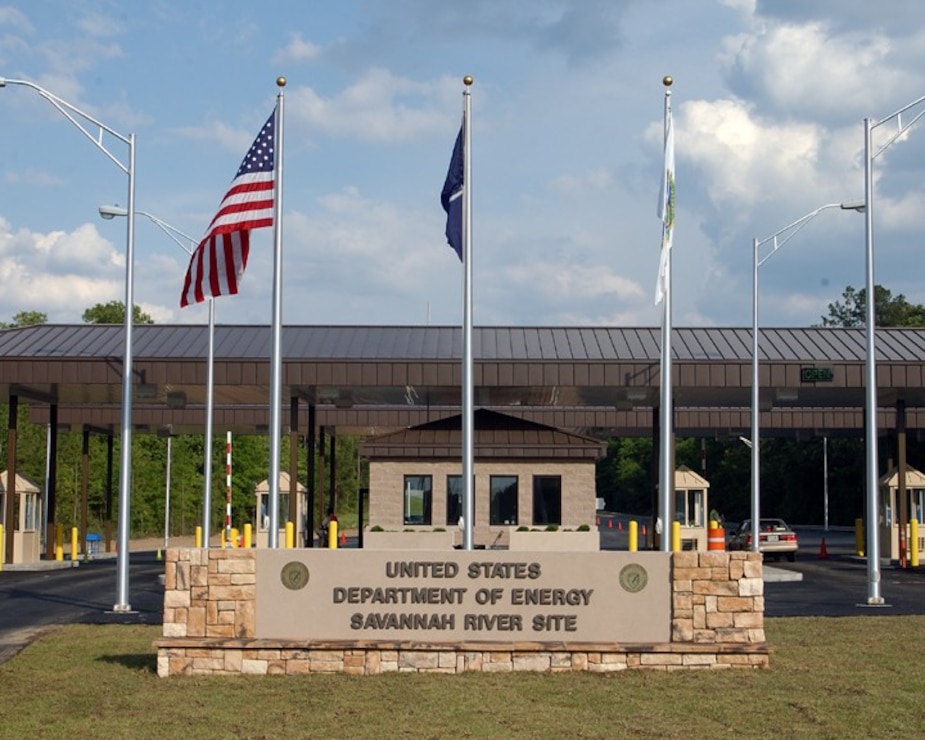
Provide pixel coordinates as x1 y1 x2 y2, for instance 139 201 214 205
532 476 561 526
404 475 432 525
447 475 476 526
23 493 39 531
490 475 518 525
674 488 704 527
258 493 290 531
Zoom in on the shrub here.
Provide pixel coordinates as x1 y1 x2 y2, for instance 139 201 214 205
544 524 559 532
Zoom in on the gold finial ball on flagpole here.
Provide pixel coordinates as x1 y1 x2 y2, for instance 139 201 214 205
277 76 287 88
663 75 673 87
463 75 474 86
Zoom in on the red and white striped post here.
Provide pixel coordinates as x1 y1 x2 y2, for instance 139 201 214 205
225 431 232 548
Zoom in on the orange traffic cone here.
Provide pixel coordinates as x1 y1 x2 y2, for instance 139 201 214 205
618 521 623 531
339 530 347 547
596 516 600 526
641 524 647 537
818 537 828 560
607 519 613 529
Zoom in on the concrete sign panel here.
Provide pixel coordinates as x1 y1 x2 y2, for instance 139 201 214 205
256 550 671 643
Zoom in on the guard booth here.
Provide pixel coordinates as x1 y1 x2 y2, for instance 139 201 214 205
0 471 42 564
879 465 925 562
673 465 710 551
254 472 307 548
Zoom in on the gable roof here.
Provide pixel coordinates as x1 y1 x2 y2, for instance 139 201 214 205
359 408 606 460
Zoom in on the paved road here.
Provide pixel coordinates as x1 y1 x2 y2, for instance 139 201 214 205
0 551 164 664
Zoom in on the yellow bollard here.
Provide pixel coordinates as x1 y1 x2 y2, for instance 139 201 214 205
231 527 239 548
195 525 203 549
329 520 339 549
855 517 865 557
628 520 638 552
56 544 63 561
243 523 252 549
911 519 920 568
285 521 294 549
671 520 681 552
0 524 4 572
71 527 79 561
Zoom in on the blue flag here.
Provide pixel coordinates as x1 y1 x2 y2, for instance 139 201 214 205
441 125 464 260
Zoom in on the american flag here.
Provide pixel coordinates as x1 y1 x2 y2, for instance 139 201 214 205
180 109 276 307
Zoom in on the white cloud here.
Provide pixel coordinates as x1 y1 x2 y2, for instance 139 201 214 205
0 6 33 32
721 18 923 118
272 33 322 64
77 11 125 38
3 169 64 187
0 220 125 320
506 260 644 303
287 69 457 142
671 98 827 210
549 168 614 195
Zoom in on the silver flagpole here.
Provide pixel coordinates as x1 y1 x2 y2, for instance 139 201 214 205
658 77 673 552
462 76 474 551
202 296 215 547
268 77 286 548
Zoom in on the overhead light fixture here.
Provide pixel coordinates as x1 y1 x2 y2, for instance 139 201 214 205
166 391 186 409
775 388 798 402
136 383 158 399
99 204 128 220
626 388 649 402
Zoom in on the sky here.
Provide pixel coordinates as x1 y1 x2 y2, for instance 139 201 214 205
1 0 924 330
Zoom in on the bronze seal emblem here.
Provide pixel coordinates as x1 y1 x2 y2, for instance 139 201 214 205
618 563 648 593
280 561 310 591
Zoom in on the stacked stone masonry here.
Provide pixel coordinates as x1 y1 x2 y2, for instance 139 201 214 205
156 548 769 677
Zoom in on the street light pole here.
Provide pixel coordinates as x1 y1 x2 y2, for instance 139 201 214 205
862 93 925 605
751 202 864 555
99 205 217 548
1 76 137 612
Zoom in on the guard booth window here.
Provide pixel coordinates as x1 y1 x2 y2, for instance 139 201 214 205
674 488 704 527
258 493 290 531
532 475 561 526
490 475 518 526
446 475 474 526
404 475 432 526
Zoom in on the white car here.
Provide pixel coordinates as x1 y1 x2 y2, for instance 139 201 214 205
728 518 798 562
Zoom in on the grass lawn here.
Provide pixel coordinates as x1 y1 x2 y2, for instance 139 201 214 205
1 617 924 738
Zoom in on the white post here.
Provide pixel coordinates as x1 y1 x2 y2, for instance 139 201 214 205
823 437 829 532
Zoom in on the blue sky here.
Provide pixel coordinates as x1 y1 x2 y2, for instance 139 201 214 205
1 0 924 329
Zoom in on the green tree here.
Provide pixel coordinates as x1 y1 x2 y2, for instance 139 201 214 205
82 301 154 325
0 310 48 329
821 285 925 327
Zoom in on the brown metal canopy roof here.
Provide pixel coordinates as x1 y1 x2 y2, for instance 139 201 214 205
4 323 925 438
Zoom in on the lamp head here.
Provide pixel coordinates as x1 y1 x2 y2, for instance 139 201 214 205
840 200 866 213
0 78 6 88
98 204 128 220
